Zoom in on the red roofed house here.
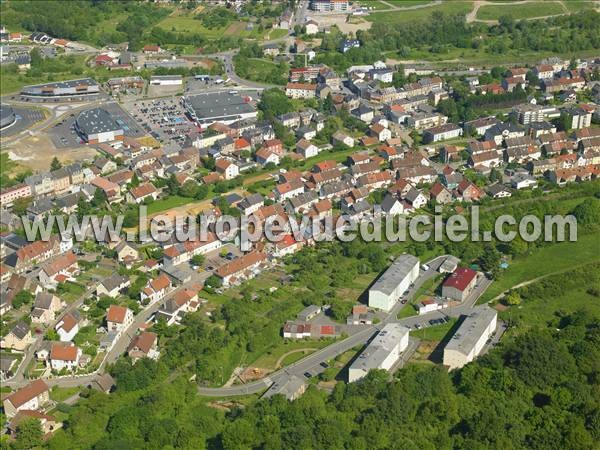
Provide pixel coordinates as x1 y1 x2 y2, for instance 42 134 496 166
140 274 172 304
143 45 161 54
127 331 159 362
215 251 267 287
274 234 304 257
285 82 317 99
49 343 82 372
127 183 158 204
442 267 479 301
215 159 239 180
38 251 78 287
283 321 311 339
429 182 453 204
106 305 134 334
3 379 50 418
456 180 484 202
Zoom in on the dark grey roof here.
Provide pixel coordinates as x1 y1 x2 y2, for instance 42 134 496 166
0 354 17 372
76 108 121 135
184 92 256 119
34 292 55 309
381 194 400 213
10 321 30 340
100 274 128 292
239 193 264 209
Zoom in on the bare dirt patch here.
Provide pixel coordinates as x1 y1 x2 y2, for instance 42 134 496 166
224 21 246 36
4 136 97 172
314 14 372 34
239 367 272 382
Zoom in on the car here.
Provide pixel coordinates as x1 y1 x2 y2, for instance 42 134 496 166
207 265 215 271
401 299 408 304
414 324 422 330
303 372 312 378
320 362 329 369
429 319 436 325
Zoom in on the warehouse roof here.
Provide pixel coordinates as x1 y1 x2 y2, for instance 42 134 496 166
76 108 122 135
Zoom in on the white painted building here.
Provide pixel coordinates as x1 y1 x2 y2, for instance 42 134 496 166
443 306 497 370
368 255 420 311
348 323 409 382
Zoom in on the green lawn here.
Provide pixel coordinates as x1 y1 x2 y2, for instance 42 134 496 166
476 1 565 20
157 16 227 39
249 335 331 370
50 386 80 402
367 1 473 24
479 232 600 303
411 317 458 341
146 195 194 215
237 58 288 85
563 0 597 12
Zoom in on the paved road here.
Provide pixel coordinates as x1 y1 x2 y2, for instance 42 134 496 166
196 254 455 397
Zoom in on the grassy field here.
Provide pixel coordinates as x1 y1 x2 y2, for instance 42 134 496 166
367 1 473 24
50 386 80 402
479 232 600 303
157 16 228 39
238 58 288 85
476 1 566 20
411 317 459 341
146 195 195 215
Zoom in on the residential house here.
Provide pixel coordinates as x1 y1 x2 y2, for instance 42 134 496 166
423 123 463 143
296 139 319 159
55 313 79 342
106 305 134 334
96 274 130 298
127 331 159 362
1 321 33 351
127 183 158 204
140 274 171 304
215 159 239 180
255 148 280 166
487 183 512 199
456 180 484 202
215 251 267 287
31 292 62 325
239 194 264 216
49 343 81 372
38 251 78 287
429 182 453 204
3 379 50 418
285 83 317 99
331 131 355 148
275 180 305 202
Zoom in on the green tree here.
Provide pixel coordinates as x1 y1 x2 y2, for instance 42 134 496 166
13 418 43 450
12 290 34 309
190 254 205 266
50 156 62 171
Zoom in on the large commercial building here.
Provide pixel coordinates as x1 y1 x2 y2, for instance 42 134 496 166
348 323 410 383
183 91 258 126
75 108 123 144
20 78 100 100
369 255 419 311
443 306 497 370
0 103 16 129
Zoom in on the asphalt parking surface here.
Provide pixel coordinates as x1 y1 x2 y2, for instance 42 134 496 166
0 106 45 137
49 102 145 148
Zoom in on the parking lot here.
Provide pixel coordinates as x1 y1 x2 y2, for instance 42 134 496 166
201 243 244 273
0 106 45 137
124 97 199 148
49 102 144 149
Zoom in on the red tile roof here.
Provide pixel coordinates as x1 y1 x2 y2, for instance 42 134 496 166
442 267 477 292
107 305 129 323
6 380 49 408
50 343 79 361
